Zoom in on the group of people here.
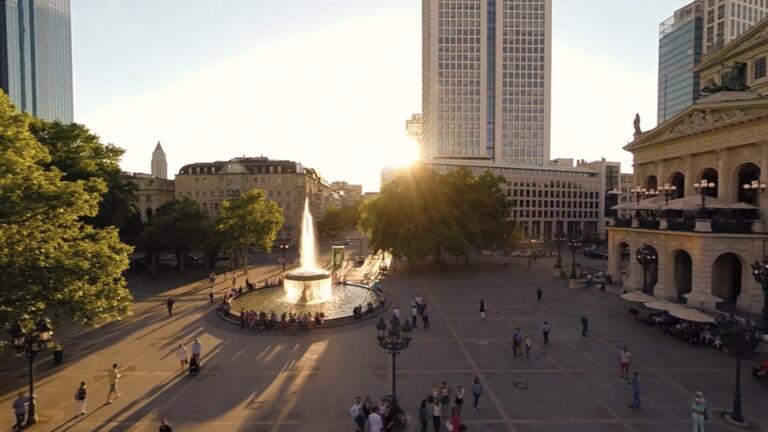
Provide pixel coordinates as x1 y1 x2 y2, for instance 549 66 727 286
409 294 430 328
349 395 400 432
418 380 481 432
353 302 376 319
648 312 763 354
174 339 203 374
238 309 326 333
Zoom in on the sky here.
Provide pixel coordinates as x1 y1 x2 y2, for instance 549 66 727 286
72 0 693 192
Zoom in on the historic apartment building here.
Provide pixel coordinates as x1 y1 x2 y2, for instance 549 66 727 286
174 157 340 242
122 142 174 223
607 17 768 314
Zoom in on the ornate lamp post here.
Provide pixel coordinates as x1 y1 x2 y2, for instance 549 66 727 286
722 325 750 426
553 232 567 270
278 244 289 270
375 316 412 425
567 238 582 279
630 186 645 218
659 183 677 206
635 245 657 295
742 180 766 206
9 316 54 426
752 259 768 323
694 179 717 216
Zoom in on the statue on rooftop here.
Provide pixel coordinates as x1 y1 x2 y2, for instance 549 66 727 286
633 113 642 136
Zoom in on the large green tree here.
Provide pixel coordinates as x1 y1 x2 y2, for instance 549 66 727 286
318 203 362 238
361 164 517 262
150 199 212 273
216 189 283 269
0 94 133 326
29 120 139 234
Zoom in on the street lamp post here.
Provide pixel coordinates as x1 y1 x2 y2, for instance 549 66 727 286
278 244 289 271
376 317 412 427
567 238 582 279
635 245 657 295
752 259 768 323
9 316 54 427
659 183 677 206
742 180 766 206
694 179 717 217
553 232 567 269
608 188 622 218
722 325 749 426
630 186 645 218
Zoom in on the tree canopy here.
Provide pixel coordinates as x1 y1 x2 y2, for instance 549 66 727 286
318 203 362 238
148 199 212 272
0 93 133 326
216 189 283 268
360 164 520 262
29 120 139 233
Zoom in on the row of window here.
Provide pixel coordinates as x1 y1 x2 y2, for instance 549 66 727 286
512 210 599 220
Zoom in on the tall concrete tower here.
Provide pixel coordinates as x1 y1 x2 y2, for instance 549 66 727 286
151 141 167 179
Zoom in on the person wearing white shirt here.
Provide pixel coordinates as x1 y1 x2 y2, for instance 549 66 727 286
619 346 632 378
175 343 188 371
368 411 383 432
349 397 364 432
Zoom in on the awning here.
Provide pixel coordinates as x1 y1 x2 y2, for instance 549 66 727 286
643 300 686 311
611 196 665 210
662 195 758 211
669 308 716 323
683 292 724 304
621 291 656 303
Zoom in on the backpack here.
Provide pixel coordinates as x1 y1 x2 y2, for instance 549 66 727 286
76 387 87 401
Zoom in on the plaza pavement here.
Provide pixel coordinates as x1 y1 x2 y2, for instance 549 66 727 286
1 256 768 431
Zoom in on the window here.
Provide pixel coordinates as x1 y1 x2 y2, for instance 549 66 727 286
755 57 766 80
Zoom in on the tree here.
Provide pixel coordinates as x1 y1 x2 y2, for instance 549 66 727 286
216 189 283 269
0 93 133 326
360 164 515 263
150 199 211 273
318 203 362 238
29 120 139 234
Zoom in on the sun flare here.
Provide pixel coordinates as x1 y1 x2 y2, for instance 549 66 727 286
387 136 421 168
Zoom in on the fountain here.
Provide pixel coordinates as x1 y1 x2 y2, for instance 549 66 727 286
226 198 379 322
283 199 333 304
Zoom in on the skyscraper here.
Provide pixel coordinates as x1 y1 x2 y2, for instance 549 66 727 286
0 0 73 122
151 141 167 179
657 1 703 124
421 0 551 166
657 0 768 124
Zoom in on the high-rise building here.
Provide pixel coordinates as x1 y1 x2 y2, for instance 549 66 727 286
658 1 703 123
657 1 768 124
151 141 168 179
702 0 768 54
0 0 73 122
421 0 551 166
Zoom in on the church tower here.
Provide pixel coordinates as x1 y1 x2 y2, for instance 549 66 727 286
151 141 167 179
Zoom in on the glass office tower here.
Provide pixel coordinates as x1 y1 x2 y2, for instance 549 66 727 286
0 0 73 122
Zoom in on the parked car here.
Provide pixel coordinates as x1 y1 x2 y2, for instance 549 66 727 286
584 247 608 259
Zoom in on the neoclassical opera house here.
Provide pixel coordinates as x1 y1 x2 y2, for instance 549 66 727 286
608 18 768 314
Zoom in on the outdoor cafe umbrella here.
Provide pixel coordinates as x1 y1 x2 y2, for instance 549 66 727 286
643 300 686 312
611 196 664 211
683 292 724 311
662 195 758 211
669 307 716 324
621 291 656 303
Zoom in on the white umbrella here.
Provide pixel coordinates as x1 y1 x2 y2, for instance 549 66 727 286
643 300 686 311
621 291 656 303
669 308 716 323
683 292 724 311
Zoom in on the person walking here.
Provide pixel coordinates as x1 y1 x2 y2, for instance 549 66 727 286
439 381 451 419
448 406 461 432
525 336 532 359
209 287 214 303
11 391 28 431
368 409 383 432
350 396 365 432
106 363 122 404
418 399 429 432
536 287 542 301
619 346 632 379
472 377 482 411
175 343 188 371
691 391 707 432
542 321 551 345
166 298 175 316
628 372 641 409
191 339 203 360
455 385 466 416
431 398 442 432
422 304 430 329
581 317 589 337
411 301 419 328
74 381 88 416
479 300 487 319
159 419 173 432
393 306 401 321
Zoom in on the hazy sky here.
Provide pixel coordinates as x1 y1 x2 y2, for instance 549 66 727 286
72 0 692 192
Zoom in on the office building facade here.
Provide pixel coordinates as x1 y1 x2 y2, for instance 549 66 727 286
0 0 73 122
421 0 551 166
702 0 768 53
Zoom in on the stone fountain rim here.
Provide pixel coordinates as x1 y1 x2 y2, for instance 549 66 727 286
284 269 331 281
